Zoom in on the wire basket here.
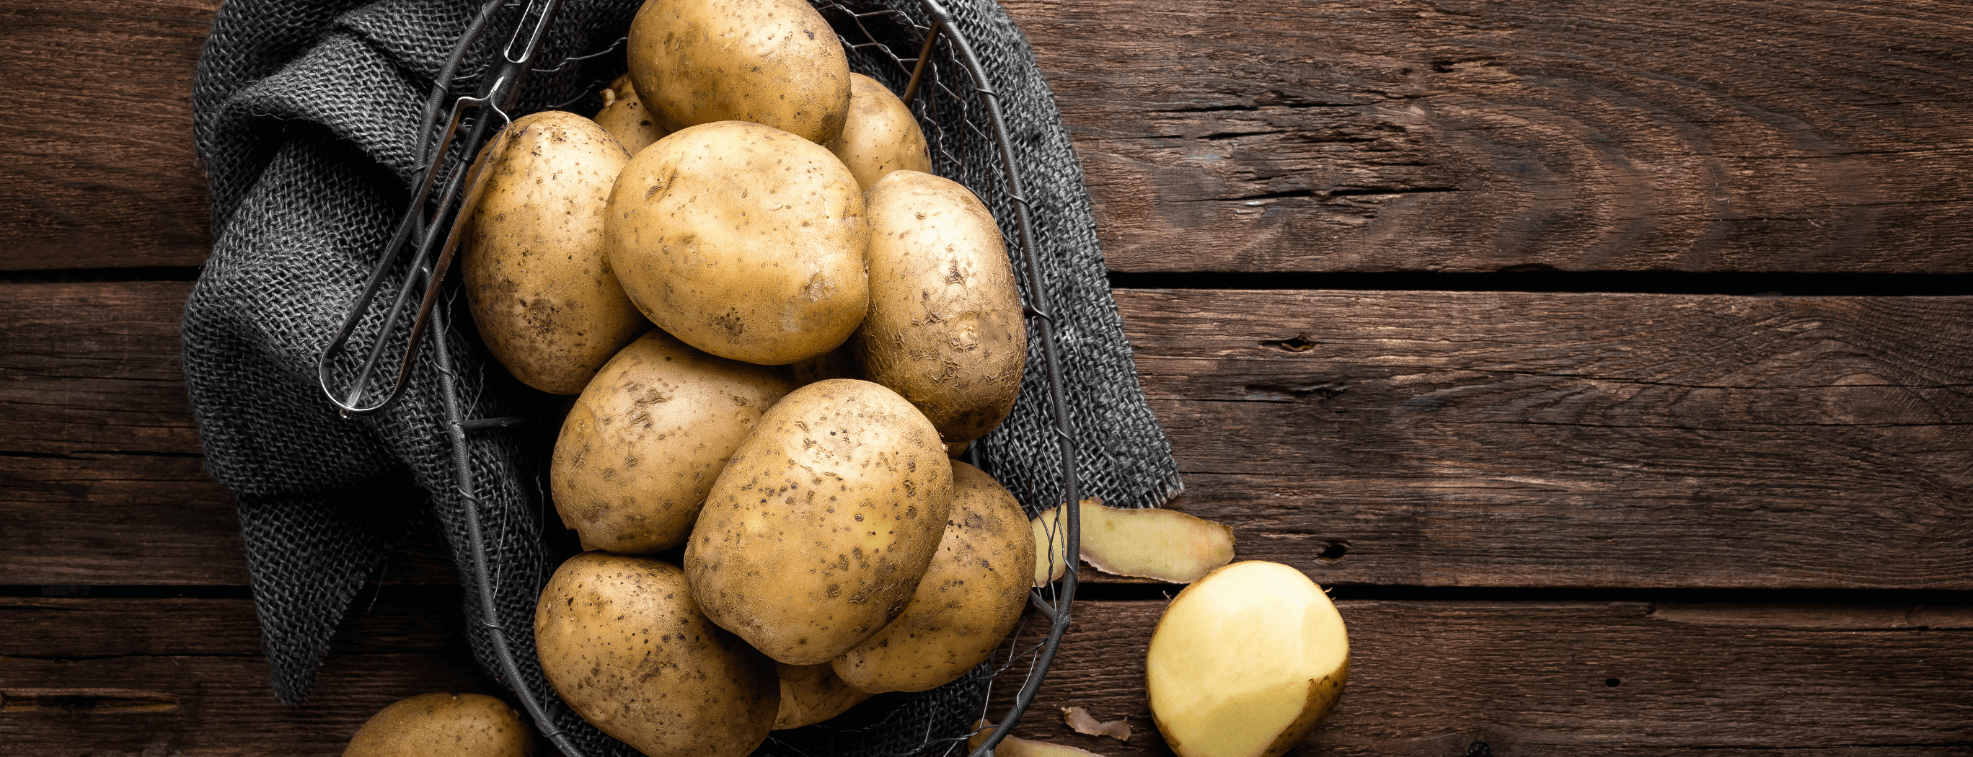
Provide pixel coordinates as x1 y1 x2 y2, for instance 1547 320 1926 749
332 1 1088 755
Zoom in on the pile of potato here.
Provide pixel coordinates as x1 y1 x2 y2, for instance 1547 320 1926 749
453 0 1037 755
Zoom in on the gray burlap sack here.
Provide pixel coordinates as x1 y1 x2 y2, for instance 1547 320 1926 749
186 0 1180 754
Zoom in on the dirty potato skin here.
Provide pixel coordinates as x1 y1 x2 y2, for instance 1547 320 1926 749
831 461 1033 693
825 73 932 189
551 330 796 554
593 74 668 157
772 661 874 730
605 121 869 366
463 110 647 395
627 0 851 144
341 692 533 757
534 553 777 757
854 170 1026 442
685 379 954 666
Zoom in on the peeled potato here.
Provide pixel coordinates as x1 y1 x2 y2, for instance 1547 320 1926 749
593 74 667 156
342 692 532 757
1146 561 1349 757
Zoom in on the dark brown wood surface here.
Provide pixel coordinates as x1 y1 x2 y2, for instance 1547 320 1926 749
6 598 1972 755
8 284 1968 589
3 0 1970 755
11 0 1973 273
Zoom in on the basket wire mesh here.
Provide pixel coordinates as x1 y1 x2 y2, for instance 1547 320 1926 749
325 0 1086 754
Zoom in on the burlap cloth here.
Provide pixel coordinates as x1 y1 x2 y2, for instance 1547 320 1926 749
185 0 1181 753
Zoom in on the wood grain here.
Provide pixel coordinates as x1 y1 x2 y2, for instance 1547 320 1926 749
3 598 1968 755
985 600 1973 756
1125 288 1973 589
6 283 1969 588
0 0 218 270
1005 0 1973 273
9 0 1973 273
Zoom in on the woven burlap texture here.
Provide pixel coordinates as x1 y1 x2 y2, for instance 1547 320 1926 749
186 0 1180 754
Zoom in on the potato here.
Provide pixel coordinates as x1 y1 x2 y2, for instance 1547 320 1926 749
1146 561 1349 757
342 692 532 757
463 110 646 394
593 74 667 156
551 329 795 554
825 73 932 189
627 0 851 144
855 170 1026 442
1029 498 1235 585
606 120 870 366
772 662 874 730
685 379 954 665
535 552 777 757
831 461 1033 693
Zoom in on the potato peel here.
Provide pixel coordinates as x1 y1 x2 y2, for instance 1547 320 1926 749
969 720 1110 757
1030 498 1236 586
1061 707 1131 741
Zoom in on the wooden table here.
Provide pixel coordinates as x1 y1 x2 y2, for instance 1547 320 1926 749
5 0 1972 754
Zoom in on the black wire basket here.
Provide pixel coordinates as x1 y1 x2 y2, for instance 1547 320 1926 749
319 0 1088 754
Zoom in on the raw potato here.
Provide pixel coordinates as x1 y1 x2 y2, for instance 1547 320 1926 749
831 461 1034 693
772 662 873 730
1146 561 1349 757
605 120 869 366
535 552 778 757
826 73 932 188
627 0 851 144
686 379 954 665
969 721 1109 757
855 170 1026 442
463 110 645 394
593 74 667 156
1029 498 1235 585
551 330 795 554
342 692 533 757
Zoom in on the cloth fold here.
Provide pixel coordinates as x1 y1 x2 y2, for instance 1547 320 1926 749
187 0 1180 753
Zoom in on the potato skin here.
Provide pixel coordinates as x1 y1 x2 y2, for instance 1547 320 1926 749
686 379 954 665
463 110 645 395
342 692 533 757
627 0 851 144
855 171 1026 442
551 330 796 554
534 553 777 757
593 74 668 157
605 121 870 366
772 662 874 730
831 461 1034 693
825 74 932 189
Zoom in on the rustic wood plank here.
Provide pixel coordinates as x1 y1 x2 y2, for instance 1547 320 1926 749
1006 0 1973 273
9 0 1973 274
984 600 1973 756
3 598 1968 754
1125 289 1973 589
0 0 217 270
6 283 1970 588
